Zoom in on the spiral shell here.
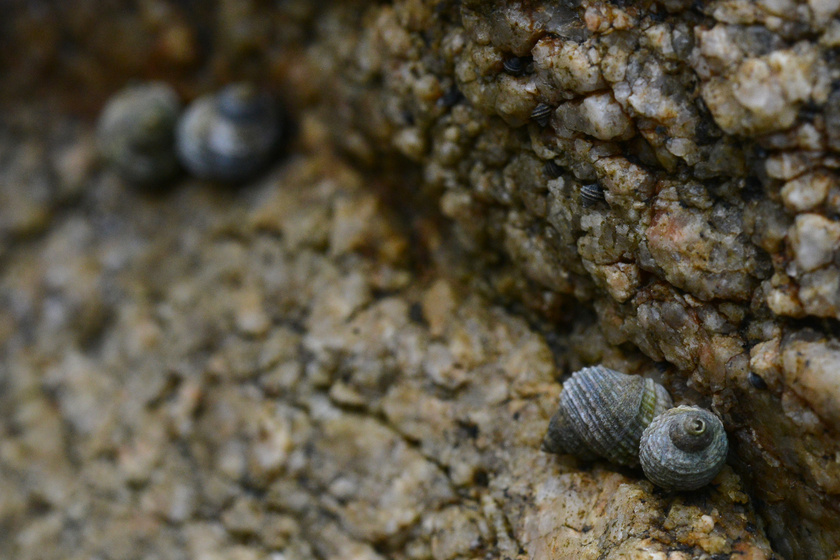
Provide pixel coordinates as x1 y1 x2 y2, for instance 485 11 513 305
542 366 673 466
530 103 553 127
639 405 728 491
503 57 525 76
580 183 605 206
176 83 281 182
96 82 181 186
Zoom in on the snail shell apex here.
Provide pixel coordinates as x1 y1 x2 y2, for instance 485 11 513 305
639 405 728 491
542 366 673 467
96 82 181 186
176 83 281 182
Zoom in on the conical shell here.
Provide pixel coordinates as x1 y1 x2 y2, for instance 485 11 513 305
639 405 728 491
542 366 672 466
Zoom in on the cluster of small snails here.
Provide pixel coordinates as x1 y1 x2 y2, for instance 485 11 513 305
96 81 282 187
542 365 729 491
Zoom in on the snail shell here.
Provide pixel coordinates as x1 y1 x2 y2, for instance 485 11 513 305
639 405 728 491
96 82 181 186
176 83 281 182
580 183 605 206
503 57 525 76
543 159 563 178
542 366 673 466
530 103 553 127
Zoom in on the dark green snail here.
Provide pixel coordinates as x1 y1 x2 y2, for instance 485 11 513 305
542 366 729 491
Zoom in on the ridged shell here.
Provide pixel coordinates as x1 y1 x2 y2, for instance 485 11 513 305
530 103 553 127
542 366 673 466
96 82 181 186
580 183 605 206
639 405 728 491
176 83 281 182
544 159 563 178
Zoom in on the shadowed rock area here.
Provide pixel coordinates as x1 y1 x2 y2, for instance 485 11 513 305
1 1 839 559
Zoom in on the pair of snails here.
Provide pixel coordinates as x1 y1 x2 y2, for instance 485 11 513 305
96 81 283 187
542 366 729 491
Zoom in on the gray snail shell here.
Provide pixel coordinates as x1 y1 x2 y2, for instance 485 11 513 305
542 366 673 467
96 82 181 186
639 405 728 491
176 83 281 182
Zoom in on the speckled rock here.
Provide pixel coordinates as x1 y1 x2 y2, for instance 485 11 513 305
0 115 774 559
289 2 840 557
3 0 840 559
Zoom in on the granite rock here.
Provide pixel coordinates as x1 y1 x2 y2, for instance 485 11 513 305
2 0 840 558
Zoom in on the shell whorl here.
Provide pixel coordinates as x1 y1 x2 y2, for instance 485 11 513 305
639 405 728 491
542 366 673 467
176 83 281 182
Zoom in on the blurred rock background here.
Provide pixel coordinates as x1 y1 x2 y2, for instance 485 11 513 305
1 1 838 559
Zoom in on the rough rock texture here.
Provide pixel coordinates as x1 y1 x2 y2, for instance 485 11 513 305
0 124 774 559
2 0 840 559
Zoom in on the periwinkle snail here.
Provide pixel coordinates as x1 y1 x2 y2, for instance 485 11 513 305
542 366 672 466
639 405 728 491
96 82 181 186
176 82 282 182
542 366 729 491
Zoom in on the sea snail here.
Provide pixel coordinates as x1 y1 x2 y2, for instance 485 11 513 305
176 82 282 182
542 366 729 491
530 103 553 127
542 366 673 467
96 82 181 186
639 405 728 491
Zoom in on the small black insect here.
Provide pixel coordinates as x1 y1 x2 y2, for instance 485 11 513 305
530 103 553 127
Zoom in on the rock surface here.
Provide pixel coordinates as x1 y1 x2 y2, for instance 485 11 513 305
1 0 840 559
0 122 774 559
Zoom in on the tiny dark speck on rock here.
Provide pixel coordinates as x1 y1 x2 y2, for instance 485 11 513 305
473 469 489 487
741 176 764 202
408 302 426 324
459 421 480 439
438 86 463 108
748 371 768 390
